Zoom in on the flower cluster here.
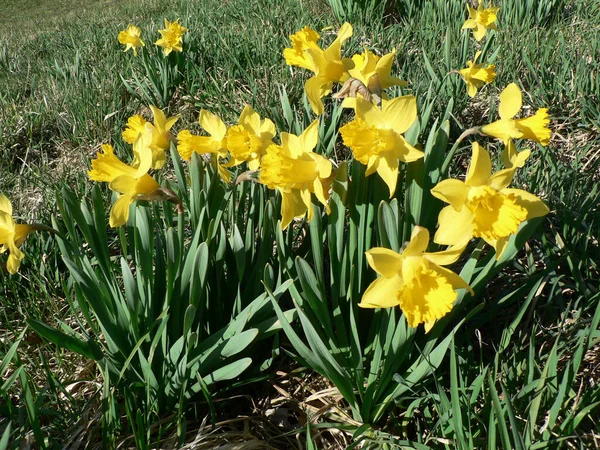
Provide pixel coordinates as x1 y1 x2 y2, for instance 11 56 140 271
118 18 188 56
5 10 553 339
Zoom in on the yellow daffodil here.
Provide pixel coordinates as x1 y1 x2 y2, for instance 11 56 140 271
88 129 161 227
259 120 332 229
337 48 407 107
431 142 549 258
155 18 187 56
461 0 499 41
122 107 179 169
458 51 496 98
339 96 424 197
359 226 472 331
481 83 551 145
225 105 276 170
284 23 353 115
0 195 34 274
118 24 145 56
177 110 231 182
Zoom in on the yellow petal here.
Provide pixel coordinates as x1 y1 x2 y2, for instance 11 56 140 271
424 241 468 267
499 83 522 120
376 152 399 198
238 105 260 132
488 167 517 191
382 95 417 135
473 23 486 41
355 97 384 128
199 110 227 140
430 179 468 211
0 194 12 216
304 76 329 116
481 118 521 144
359 274 402 309
323 22 352 61
280 189 307 230
502 188 550 219
109 195 134 227
466 142 492 186
403 226 430 257
300 120 319 153
14 224 33 247
434 205 474 246
6 240 24 275
432 265 473 295
365 247 403 278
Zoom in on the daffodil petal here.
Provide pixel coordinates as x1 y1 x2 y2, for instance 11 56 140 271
403 226 430 257
365 247 403 278
434 205 474 246
200 110 227 140
503 188 550 219
109 195 134 227
431 179 469 211
382 95 417 134
499 83 522 120
376 152 399 198
359 274 402 309
466 142 492 186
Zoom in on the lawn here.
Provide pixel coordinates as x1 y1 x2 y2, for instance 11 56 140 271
1 0 599 448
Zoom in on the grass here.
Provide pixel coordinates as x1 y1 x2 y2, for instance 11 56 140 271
1 0 599 447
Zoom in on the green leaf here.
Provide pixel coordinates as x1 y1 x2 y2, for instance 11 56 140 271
26 319 103 361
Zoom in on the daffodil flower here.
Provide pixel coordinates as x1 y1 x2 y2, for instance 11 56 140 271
461 0 499 41
259 120 332 229
155 18 187 56
225 105 276 170
339 96 424 197
122 106 179 169
360 226 472 331
118 24 145 56
481 83 551 145
88 129 161 227
431 142 549 258
458 51 496 98
177 110 231 182
337 48 407 107
0 195 34 274
284 23 353 115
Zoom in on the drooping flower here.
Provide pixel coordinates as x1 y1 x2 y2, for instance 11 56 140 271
0 195 34 274
155 18 188 56
431 142 549 258
481 83 551 145
359 226 472 331
118 24 145 56
284 23 353 115
461 0 499 41
88 129 161 227
337 48 407 107
123 106 179 169
259 120 332 229
339 96 424 197
459 51 496 98
177 110 230 182
225 105 276 170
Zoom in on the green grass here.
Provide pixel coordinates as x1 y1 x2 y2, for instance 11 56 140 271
1 0 599 447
